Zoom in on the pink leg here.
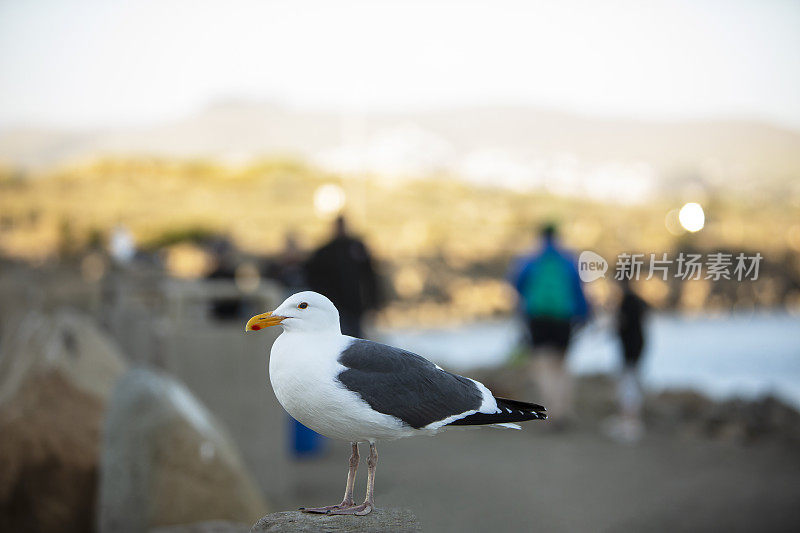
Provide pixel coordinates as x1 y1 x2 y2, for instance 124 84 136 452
327 442 377 515
302 442 360 513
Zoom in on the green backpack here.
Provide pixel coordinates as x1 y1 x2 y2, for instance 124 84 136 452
522 252 575 319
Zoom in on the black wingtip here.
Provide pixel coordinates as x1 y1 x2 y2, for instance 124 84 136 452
494 396 547 413
447 396 548 426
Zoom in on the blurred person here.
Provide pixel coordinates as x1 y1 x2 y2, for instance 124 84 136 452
304 215 380 338
607 276 649 443
509 223 589 427
206 237 244 321
272 232 307 294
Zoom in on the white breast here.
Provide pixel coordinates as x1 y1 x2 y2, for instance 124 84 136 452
268 332 414 442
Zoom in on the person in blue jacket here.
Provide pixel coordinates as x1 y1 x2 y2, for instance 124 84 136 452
509 223 590 426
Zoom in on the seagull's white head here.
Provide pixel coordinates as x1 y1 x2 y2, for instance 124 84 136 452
245 291 341 334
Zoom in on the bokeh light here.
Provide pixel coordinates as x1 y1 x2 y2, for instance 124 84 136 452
313 184 346 218
678 202 705 233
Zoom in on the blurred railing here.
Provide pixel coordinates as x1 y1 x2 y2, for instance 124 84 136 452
162 278 282 327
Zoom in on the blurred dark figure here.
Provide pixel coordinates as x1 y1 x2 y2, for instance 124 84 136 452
273 233 307 293
607 276 649 443
206 237 243 321
509 223 589 425
305 215 380 337
618 277 647 371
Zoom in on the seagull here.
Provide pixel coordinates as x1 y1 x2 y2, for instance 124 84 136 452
245 291 546 516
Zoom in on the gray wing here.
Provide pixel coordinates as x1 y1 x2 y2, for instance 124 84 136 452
336 339 483 429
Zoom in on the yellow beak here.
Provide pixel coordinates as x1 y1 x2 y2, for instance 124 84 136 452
245 312 286 332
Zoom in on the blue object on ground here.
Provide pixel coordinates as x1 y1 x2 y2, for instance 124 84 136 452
289 416 326 458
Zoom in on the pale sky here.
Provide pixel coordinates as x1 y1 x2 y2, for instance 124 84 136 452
1 0 799 129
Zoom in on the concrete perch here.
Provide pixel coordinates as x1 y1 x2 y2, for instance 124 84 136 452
251 509 422 532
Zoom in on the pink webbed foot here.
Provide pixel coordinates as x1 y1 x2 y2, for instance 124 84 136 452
300 501 355 514
325 502 373 516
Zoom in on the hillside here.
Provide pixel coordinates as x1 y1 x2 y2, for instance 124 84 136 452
2 102 799 203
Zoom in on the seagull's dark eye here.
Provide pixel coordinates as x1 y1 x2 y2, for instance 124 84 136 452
298 302 308 309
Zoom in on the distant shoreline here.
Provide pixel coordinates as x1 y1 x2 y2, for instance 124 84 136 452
376 310 800 411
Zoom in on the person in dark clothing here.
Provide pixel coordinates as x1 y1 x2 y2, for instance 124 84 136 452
618 278 648 369
608 277 649 443
508 223 590 424
305 216 380 338
206 237 243 321
273 233 307 293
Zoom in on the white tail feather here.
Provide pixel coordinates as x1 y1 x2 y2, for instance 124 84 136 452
492 422 522 430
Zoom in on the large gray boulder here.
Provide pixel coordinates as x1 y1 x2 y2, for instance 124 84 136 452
0 309 127 533
0 309 127 405
251 509 422 532
98 368 268 533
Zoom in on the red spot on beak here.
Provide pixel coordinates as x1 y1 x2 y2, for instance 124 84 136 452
251 325 261 330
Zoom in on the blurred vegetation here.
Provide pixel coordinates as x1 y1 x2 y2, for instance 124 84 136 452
141 225 222 250
1 157 798 325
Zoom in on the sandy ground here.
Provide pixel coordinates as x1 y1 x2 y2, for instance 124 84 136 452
165 325 800 533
